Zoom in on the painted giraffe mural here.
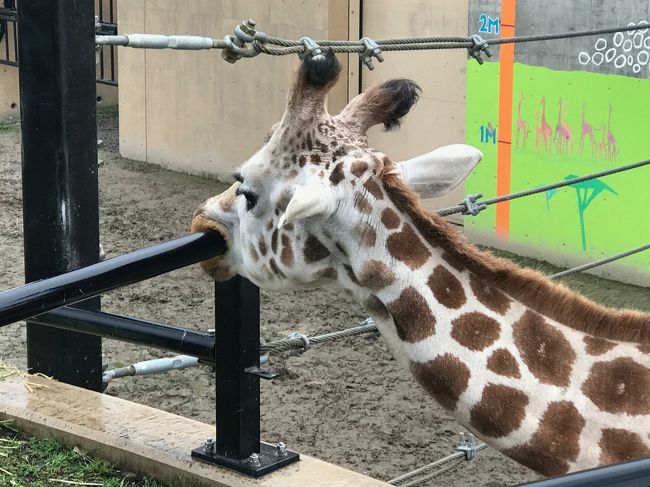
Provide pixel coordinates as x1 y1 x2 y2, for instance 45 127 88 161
191 53 650 477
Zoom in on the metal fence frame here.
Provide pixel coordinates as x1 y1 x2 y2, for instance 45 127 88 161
0 0 648 484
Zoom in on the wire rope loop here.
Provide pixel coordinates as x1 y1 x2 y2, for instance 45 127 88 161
460 193 486 216
468 34 492 64
287 332 311 352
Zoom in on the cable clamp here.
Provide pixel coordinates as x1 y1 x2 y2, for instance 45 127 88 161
359 37 384 70
298 37 323 60
456 432 479 460
222 19 262 63
460 193 487 216
288 332 311 354
468 34 492 64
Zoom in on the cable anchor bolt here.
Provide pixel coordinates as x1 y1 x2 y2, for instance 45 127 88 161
456 432 479 461
298 37 324 60
359 37 384 70
468 34 492 64
222 19 261 63
460 193 486 216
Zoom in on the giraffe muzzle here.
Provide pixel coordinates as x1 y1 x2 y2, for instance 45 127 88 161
190 205 236 281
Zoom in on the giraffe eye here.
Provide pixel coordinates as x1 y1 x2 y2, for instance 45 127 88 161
235 187 258 211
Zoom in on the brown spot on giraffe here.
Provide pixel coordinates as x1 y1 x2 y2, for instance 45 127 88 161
583 336 617 356
266 220 274 232
353 222 377 247
387 224 431 270
315 267 337 280
366 294 390 321
469 274 511 315
411 354 471 411
351 160 369 177
504 401 585 476
298 155 307 167
276 189 292 212
357 260 396 291
487 348 521 378
310 154 321 163
451 312 501 351
271 229 279 254
599 429 650 465
581 357 650 415
387 287 436 342
441 251 466 272
427 265 467 309
303 235 330 263
269 258 285 278
363 179 384 200
258 238 268 257
470 384 529 438
513 310 576 387
280 234 294 267
354 193 372 214
381 208 401 229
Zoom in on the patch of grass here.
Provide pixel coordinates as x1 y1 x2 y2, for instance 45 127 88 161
0 120 19 132
0 421 169 487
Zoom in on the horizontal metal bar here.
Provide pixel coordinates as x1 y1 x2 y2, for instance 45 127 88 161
95 34 226 50
32 307 215 364
0 7 16 22
0 58 17 67
0 231 225 327
522 457 650 487
96 78 118 86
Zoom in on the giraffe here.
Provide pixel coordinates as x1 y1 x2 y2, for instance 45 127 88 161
579 101 598 157
554 98 572 155
191 52 650 478
536 96 552 153
515 93 529 148
607 104 619 160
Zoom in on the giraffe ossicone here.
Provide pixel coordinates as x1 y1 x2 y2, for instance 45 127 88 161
192 50 650 477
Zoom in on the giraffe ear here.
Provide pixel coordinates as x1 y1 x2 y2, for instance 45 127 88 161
397 144 483 198
278 181 337 229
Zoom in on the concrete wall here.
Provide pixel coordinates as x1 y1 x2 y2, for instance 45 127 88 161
117 0 469 200
362 0 469 218
0 65 19 120
118 0 352 178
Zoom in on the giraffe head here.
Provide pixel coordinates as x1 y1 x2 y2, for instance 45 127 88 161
191 52 481 291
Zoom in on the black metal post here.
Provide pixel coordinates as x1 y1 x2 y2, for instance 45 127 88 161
17 0 101 390
191 276 299 476
0 232 225 328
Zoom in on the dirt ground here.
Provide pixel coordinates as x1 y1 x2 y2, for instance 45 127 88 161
1 110 649 486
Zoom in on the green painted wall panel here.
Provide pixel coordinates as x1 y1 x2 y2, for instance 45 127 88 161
466 61 650 275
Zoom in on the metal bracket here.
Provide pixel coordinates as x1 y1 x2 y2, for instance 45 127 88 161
456 432 480 460
287 332 310 356
468 34 492 64
244 366 278 380
460 193 487 216
192 441 299 477
298 37 323 60
359 37 383 70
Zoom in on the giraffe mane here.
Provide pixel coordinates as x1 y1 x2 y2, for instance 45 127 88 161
380 167 650 344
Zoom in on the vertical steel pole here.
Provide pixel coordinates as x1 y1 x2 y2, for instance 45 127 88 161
214 276 261 459
17 0 102 391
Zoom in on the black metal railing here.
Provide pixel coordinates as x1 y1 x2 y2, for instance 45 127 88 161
0 1 17 66
96 0 117 85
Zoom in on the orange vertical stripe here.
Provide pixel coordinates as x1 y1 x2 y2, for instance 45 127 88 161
495 1 516 240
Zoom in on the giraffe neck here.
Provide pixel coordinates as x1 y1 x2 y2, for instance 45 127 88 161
329 171 650 476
